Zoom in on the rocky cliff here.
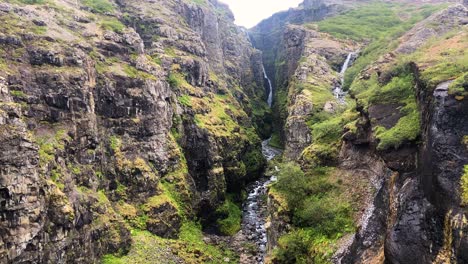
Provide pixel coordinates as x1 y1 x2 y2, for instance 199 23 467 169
0 0 270 262
251 0 468 263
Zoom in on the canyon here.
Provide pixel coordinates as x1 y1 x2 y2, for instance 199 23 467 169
0 0 467 263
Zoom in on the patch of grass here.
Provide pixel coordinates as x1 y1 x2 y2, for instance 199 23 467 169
215 198 242 236
15 0 45 4
101 18 125 33
461 165 468 206
81 0 114 14
123 64 157 80
271 164 354 263
109 135 121 152
167 72 185 88
190 0 207 7
303 106 358 166
177 222 239 263
31 26 47 35
268 132 283 149
10 90 26 98
178 95 192 107
36 128 70 167
316 1 446 89
374 102 420 150
449 72 468 97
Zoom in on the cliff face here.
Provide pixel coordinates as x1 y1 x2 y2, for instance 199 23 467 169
0 0 268 262
251 0 468 263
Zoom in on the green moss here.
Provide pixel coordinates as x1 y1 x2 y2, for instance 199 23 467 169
215 198 242 236
143 193 178 212
167 72 184 88
123 64 157 80
178 95 192 107
101 18 125 33
14 0 45 4
36 128 70 167
101 254 125 264
164 47 177 57
31 26 47 35
375 101 420 150
81 0 115 14
449 72 468 97
109 135 121 151
461 166 468 206
268 132 283 149
10 90 26 98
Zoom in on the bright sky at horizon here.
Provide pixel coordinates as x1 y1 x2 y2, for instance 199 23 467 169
220 0 303 28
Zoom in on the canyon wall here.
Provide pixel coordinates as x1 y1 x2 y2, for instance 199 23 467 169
0 0 269 262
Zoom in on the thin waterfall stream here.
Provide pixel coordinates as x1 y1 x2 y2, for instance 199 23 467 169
237 64 281 263
333 52 357 104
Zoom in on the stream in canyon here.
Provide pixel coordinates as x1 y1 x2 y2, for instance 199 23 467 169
237 51 358 263
236 63 281 263
238 138 281 263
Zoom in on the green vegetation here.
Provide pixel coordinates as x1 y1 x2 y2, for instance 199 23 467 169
9 90 26 98
14 0 45 4
374 103 420 150
81 0 115 14
268 132 283 149
215 198 242 236
351 64 421 150
36 129 70 166
190 0 207 7
449 72 468 97
314 1 446 89
461 165 468 206
101 18 125 33
271 163 353 263
178 95 192 107
123 64 157 80
398 30 468 90
302 106 358 166
103 224 238 264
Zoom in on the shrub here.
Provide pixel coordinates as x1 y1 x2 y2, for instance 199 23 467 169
274 229 313 264
101 18 125 33
293 196 353 236
274 163 308 210
216 198 242 236
81 0 114 14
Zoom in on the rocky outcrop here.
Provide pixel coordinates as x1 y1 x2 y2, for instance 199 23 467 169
335 5 468 263
254 1 467 263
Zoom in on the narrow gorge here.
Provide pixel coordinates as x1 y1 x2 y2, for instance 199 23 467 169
0 0 467 263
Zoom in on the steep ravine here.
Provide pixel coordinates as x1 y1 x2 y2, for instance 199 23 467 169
0 0 467 263
250 0 467 263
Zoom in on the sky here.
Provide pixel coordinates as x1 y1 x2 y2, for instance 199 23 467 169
220 0 303 28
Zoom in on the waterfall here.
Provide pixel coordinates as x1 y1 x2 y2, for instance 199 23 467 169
333 52 357 104
262 66 273 108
